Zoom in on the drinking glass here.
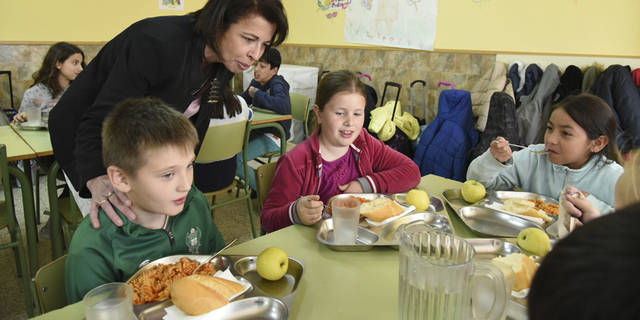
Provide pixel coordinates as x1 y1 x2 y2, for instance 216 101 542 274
398 221 508 320
25 105 41 124
331 198 361 244
84 282 137 320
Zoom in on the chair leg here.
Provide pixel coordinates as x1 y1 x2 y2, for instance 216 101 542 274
10 229 22 278
33 165 40 225
15 232 35 316
245 189 257 239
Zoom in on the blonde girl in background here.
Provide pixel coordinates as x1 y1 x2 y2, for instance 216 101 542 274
261 70 420 232
467 93 623 216
14 42 85 122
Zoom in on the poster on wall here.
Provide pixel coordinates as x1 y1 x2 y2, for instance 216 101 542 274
159 0 184 10
317 0 351 19
345 0 438 51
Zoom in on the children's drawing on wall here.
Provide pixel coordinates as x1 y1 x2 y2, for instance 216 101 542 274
159 0 184 10
318 0 351 19
345 0 438 50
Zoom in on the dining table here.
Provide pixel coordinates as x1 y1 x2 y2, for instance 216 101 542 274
31 174 529 319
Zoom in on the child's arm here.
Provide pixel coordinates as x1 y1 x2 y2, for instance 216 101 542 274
360 134 421 193
261 155 313 232
467 147 522 191
240 84 253 106
251 81 291 115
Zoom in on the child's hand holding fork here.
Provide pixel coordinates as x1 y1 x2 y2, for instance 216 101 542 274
490 136 513 163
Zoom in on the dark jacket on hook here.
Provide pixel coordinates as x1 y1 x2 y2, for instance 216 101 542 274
591 65 640 153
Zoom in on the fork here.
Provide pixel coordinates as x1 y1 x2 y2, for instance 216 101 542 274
192 238 237 275
508 143 548 154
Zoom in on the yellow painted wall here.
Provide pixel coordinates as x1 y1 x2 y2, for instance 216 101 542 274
2 0 639 57
0 0 207 43
284 0 640 57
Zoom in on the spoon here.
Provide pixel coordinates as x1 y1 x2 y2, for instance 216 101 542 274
192 238 237 275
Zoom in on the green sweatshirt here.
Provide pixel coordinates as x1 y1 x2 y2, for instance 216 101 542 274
65 185 224 303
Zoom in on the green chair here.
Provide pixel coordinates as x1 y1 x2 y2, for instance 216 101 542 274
48 162 83 259
196 120 258 238
290 92 312 139
256 162 277 213
34 254 67 314
0 144 36 316
259 92 311 163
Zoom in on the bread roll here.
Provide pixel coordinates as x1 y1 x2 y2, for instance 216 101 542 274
491 253 538 292
170 275 244 315
503 199 553 222
359 198 404 222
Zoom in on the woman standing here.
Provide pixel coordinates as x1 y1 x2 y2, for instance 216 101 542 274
14 42 85 122
49 0 288 228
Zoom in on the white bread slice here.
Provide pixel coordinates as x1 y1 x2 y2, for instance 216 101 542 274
503 199 553 222
491 253 538 292
170 275 244 315
359 198 404 222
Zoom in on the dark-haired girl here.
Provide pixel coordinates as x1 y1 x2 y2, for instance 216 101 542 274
468 93 624 215
14 42 84 122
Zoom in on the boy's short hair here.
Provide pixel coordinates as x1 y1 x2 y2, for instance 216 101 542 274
102 97 199 175
259 47 281 69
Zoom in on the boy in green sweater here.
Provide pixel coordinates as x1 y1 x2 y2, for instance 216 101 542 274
65 97 225 303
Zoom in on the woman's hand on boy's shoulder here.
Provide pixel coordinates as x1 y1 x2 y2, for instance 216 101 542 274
87 175 135 228
490 137 513 164
296 195 323 226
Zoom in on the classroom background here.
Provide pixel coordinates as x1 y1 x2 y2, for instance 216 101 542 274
1 0 639 121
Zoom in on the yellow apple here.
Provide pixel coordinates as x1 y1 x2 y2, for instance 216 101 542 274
517 228 551 256
461 180 486 203
406 189 430 211
256 247 289 281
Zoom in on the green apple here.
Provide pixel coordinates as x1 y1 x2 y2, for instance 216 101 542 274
406 189 430 211
517 228 551 256
461 180 486 203
256 247 289 281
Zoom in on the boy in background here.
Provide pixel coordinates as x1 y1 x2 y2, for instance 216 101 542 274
65 97 225 303
239 47 291 192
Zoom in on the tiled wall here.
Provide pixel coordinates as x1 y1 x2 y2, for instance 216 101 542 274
0 43 495 121
278 46 495 121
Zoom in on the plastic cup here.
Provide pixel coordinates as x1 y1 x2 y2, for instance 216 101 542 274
83 282 137 320
25 105 41 124
331 198 361 244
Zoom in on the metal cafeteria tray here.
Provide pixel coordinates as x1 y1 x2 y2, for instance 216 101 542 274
326 193 445 216
442 189 559 213
317 212 453 251
458 206 544 238
16 121 47 130
443 189 550 237
138 297 288 320
465 238 521 260
129 254 303 319
491 190 558 205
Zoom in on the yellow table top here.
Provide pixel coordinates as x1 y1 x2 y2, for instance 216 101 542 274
11 124 53 157
30 175 494 319
0 126 37 161
251 109 292 125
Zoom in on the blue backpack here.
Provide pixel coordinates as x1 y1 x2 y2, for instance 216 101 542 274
413 89 478 181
